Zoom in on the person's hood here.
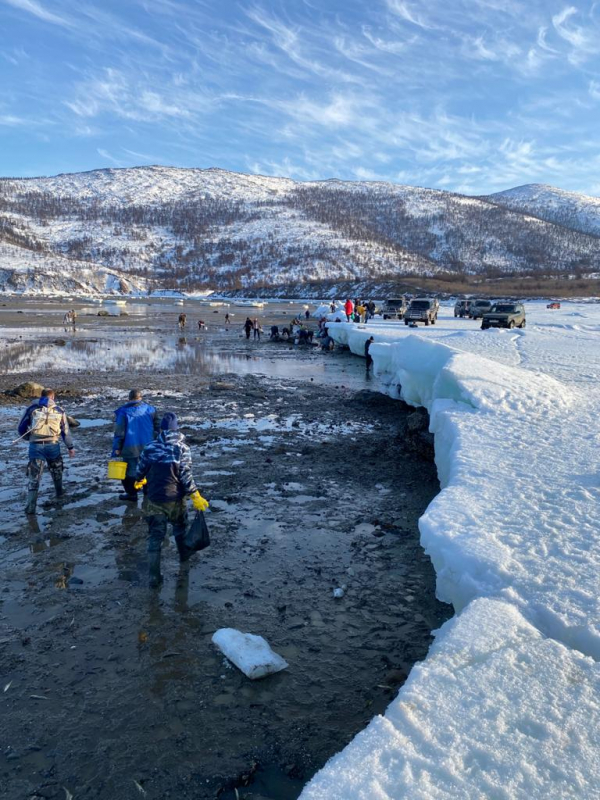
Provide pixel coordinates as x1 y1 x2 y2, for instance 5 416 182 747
159 430 185 446
38 396 55 408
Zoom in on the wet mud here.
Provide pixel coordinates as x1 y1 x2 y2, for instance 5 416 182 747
0 301 451 800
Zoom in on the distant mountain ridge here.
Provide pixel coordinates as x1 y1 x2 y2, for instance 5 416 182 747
484 183 600 238
0 167 598 295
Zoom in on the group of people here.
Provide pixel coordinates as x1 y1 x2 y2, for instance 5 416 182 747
343 298 377 323
18 388 208 588
243 317 262 340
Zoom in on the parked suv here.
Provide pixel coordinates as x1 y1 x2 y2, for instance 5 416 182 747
454 299 474 318
404 298 438 326
481 302 526 330
382 297 407 320
469 299 494 319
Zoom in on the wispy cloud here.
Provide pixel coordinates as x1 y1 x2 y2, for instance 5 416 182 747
97 148 127 167
2 0 72 28
1 0 600 194
385 0 434 29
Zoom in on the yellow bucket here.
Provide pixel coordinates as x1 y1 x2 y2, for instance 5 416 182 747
107 460 127 480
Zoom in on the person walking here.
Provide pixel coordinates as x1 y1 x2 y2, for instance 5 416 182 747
112 389 159 502
134 413 208 587
253 318 262 340
178 312 187 331
243 317 253 340
225 312 230 328
365 336 374 371
344 298 354 322
18 388 75 515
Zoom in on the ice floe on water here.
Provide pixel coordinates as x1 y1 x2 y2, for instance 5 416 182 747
303 301 600 799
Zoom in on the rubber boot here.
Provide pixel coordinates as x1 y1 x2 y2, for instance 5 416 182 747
175 534 192 564
119 477 138 502
148 551 163 588
25 490 38 515
52 474 64 499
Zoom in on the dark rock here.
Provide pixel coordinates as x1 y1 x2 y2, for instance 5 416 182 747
209 381 236 392
8 381 44 398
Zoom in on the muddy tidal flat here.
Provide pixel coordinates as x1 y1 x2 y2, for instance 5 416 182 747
0 298 451 800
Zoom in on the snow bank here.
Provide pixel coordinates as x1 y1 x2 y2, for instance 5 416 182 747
303 303 600 798
302 599 600 800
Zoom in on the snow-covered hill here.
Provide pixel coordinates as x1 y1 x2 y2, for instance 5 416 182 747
485 183 600 237
0 167 599 296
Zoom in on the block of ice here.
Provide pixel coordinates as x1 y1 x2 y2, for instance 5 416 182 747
304 303 600 798
212 628 289 680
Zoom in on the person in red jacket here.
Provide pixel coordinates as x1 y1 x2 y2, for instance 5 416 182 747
344 298 354 322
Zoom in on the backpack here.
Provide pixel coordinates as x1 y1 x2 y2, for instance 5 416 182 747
30 405 63 441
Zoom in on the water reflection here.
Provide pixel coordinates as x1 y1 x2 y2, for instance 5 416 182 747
0 334 372 386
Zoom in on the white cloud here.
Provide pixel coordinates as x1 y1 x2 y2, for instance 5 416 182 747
589 80 600 100
2 0 72 28
97 148 126 167
385 0 433 29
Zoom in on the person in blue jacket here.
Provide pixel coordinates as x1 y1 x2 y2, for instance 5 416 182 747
112 389 159 502
135 413 208 587
18 388 75 515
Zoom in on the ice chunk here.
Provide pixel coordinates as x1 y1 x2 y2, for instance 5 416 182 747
302 599 600 800
333 588 345 598
212 628 289 680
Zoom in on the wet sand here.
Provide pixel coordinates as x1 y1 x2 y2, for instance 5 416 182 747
0 299 451 800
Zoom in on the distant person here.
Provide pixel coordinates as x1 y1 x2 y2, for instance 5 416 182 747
305 308 310 320
135 413 208 587
253 318 262 340
197 320 206 331
70 309 77 328
178 312 187 330
112 389 159 502
62 311 72 327
344 299 354 321
243 317 253 340
368 300 376 318
225 312 230 328
270 325 280 340
330 301 336 313
320 327 334 351
365 336 374 371
18 388 75 515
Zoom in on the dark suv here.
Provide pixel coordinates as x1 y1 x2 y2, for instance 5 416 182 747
404 298 438 326
454 299 473 318
382 297 407 319
470 299 494 319
481 303 526 330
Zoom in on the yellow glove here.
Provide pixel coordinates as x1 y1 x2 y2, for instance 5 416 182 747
191 490 209 511
134 478 147 490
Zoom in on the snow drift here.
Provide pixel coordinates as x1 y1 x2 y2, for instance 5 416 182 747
302 305 600 798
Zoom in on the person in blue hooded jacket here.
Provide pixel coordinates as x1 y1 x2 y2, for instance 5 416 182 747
18 388 75 515
135 412 208 587
112 389 159 502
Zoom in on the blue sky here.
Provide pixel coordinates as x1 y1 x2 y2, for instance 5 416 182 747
1 0 600 194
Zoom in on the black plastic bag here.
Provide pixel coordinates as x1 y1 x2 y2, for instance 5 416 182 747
185 510 210 553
